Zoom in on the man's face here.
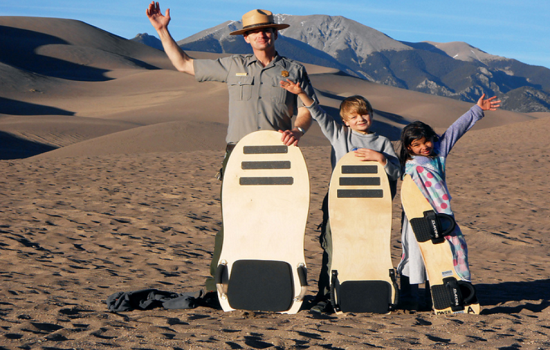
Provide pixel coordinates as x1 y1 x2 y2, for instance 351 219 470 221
243 28 277 52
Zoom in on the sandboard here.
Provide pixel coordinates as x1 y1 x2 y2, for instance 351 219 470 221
215 130 309 314
328 153 397 314
400 174 480 315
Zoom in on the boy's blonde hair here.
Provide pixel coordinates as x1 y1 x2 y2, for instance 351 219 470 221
339 95 374 121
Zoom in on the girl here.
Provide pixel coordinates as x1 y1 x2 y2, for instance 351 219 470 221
397 94 501 310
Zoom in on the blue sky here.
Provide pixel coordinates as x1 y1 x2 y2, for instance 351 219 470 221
3 1 550 69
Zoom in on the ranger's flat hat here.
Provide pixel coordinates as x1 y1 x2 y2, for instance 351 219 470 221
230 9 290 35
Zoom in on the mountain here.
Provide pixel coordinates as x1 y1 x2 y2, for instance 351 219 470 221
131 33 164 51
0 16 537 160
176 20 353 76
171 14 550 113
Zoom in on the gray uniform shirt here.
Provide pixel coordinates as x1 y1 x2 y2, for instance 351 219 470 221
194 53 317 143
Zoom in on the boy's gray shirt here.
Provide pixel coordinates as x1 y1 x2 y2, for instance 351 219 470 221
306 101 401 182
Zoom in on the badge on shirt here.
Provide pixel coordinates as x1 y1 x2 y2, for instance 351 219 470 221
281 70 289 77
236 73 248 76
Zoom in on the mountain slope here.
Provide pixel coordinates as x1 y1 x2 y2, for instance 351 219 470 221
0 16 538 160
173 14 550 113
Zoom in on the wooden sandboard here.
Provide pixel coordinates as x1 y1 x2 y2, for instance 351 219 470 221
328 153 397 314
400 175 480 315
215 130 309 314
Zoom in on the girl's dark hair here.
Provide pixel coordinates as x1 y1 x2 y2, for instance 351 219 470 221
399 121 439 168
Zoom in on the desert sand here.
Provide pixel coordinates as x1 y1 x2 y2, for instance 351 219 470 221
1 17 549 349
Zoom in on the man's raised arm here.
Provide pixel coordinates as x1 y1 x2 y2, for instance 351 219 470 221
146 1 195 75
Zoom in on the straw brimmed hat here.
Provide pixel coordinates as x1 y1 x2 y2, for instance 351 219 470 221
229 9 290 35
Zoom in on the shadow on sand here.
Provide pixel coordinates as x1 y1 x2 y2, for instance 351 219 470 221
476 279 550 314
0 25 114 82
0 97 75 116
0 131 57 160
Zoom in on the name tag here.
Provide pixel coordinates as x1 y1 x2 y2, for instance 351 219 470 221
236 73 248 76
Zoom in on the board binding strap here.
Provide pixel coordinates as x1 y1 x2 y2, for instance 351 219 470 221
401 175 480 315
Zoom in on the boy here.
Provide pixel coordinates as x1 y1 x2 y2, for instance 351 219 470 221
280 79 401 313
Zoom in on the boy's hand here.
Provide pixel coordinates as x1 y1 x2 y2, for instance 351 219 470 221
354 148 387 166
280 79 303 95
477 93 501 111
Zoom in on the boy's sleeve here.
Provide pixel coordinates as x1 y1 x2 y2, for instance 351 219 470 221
439 105 484 157
296 68 318 108
305 101 343 142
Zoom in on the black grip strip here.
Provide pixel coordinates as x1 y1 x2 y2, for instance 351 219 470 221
339 177 380 186
240 177 294 185
337 189 383 198
242 161 291 169
243 145 288 154
341 165 377 174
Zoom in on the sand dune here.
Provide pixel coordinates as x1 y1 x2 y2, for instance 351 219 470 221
1 17 536 158
1 135 549 348
0 16 549 349
31 120 229 158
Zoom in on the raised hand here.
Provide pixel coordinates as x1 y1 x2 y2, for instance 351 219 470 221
146 1 170 31
280 79 303 95
477 93 501 111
